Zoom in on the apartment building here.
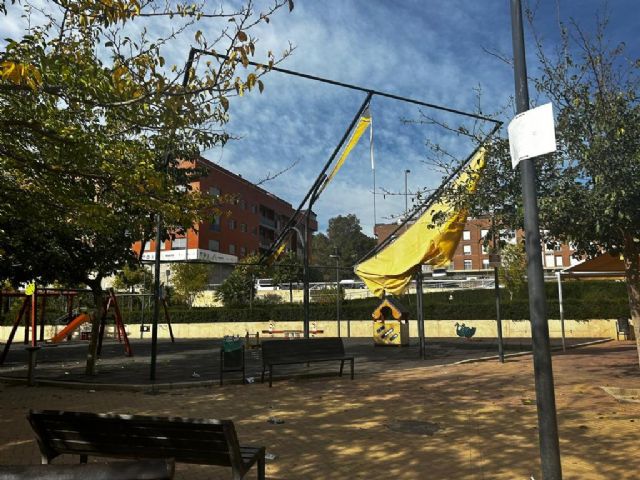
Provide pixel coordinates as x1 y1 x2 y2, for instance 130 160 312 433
374 217 577 273
134 157 317 283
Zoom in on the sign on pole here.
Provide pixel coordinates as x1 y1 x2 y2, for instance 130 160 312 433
508 102 556 168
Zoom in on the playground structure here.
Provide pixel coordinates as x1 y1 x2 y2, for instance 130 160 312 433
0 288 174 365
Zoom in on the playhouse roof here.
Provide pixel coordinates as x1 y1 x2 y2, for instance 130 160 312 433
372 297 409 320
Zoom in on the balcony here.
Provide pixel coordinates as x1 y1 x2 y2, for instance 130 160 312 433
260 216 276 229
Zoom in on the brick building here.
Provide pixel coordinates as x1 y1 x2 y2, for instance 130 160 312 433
134 157 317 283
374 217 577 274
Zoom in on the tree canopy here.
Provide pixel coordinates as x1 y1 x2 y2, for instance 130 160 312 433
312 214 376 281
0 0 294 292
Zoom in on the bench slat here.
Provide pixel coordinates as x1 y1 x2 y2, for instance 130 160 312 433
29 410 264 480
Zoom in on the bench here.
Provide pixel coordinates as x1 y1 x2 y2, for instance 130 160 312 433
0 459 174 480
28 410 265 480
260 337 354 387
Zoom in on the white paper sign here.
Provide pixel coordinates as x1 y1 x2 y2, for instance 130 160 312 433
508 102 556 169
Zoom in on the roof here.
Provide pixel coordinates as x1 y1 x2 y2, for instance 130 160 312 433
561 253 626 278
372 297 410 320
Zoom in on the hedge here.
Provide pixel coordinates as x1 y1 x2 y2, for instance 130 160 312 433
0 281 630 326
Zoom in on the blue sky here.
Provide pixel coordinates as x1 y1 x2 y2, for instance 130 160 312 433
2 1 638 235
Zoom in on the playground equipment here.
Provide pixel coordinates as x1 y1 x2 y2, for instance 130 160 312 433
372 298 409 346
0 288 144 364
49 313 91 343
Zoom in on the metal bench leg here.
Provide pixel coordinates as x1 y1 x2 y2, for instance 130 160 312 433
258 453 266 480
269 365 273 388
79 454 88 464
339 360 344 377
350 359 354 380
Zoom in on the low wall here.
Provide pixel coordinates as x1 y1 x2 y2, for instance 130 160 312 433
0 319 627 342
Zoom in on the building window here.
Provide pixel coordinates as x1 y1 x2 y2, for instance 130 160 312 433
208 239 219 252
172 237 186 250
481 244 489 254
209 186 220 197
229 244 236 255
252 226 257 236
553 244 562 251
555 256 564 267
240 246 246 257
463 245 472 255
160 241 167 250
482 259 490 269
251 204 257 214
240 223 247 233
240 199 246 210
463 260 473 270
463 230 471 241
480 229 489 239
228 219 236 230
210 216 221 232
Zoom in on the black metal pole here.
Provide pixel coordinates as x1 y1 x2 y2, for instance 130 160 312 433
510 1 562 478
302 216 310 338
416 270 425 359
494 265 504 363
334 252 341 337
150 212 163 381
149 48 197 381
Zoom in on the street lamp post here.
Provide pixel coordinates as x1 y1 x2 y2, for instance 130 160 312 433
404 169 410 219
329 250 341 337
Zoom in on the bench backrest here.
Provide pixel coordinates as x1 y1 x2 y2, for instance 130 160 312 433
28 410 244 470
617 317 630 333
261 337 345 363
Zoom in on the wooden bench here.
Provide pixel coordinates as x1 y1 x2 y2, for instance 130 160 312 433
28 410 265 480
0 459 174 480
261 337 354 387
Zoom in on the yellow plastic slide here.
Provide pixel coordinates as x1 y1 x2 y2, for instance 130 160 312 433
355 148 486 298
50 313 91 343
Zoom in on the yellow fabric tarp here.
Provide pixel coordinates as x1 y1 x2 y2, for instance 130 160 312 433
319 109 371 193
355 148 486 297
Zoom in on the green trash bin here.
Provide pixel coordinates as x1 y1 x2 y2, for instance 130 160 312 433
220 336 245 386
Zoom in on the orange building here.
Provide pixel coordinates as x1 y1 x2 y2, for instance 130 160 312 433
374 217 576 273
133 157 317 283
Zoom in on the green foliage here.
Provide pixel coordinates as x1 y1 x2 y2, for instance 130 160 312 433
499 242 526 300
112 265 152 292
171 263 210 307
312 214 376 280
0 1 294 293
108 281 631 324
272 252 302 286
215 254 266 307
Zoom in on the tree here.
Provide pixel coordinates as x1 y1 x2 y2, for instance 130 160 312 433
271 251 302 303
171 263 210 307
215 254 266 307
112 265 152 293
499 242 526 301
0 0 294 373
312 214 376 281
528 14 640 365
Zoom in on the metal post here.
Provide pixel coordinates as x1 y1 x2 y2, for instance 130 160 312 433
150 213 163 381
416 269 425 359
494 266 505 362
331 250 341 337
302 213 310 338
404 169 410 218
556 272 566 352
511 1 562 478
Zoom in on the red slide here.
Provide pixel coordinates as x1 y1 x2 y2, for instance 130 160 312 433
50 313 91 343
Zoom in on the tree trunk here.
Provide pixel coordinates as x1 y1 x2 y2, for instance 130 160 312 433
85 282 105 376
623 233 640 368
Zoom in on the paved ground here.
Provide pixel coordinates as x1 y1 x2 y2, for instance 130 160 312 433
0 336 599 387
0 339 638 479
